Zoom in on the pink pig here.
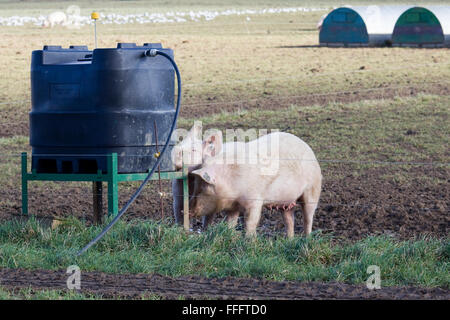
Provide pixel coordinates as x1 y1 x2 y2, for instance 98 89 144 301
189 132 322 237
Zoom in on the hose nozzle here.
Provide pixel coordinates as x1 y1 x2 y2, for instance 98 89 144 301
145 49 158 57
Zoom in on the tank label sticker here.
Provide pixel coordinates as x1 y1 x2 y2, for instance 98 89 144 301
50 83 80 99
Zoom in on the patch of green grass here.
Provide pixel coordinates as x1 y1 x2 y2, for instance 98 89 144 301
0 286 103 300
0 217 448 288
0 286 164 300
0 136 28 149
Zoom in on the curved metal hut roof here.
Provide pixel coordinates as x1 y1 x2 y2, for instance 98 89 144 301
319 7 369 46
351 5 412 35
392 7 444 47
320 5 412 46
320 5 450 47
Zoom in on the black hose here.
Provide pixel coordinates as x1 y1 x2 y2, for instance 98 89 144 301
77 49 181 256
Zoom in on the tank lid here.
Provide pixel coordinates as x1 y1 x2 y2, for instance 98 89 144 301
43 45 89 51
143 43 163 48
117 42 163 49
69 45 89 50
43 45 62 50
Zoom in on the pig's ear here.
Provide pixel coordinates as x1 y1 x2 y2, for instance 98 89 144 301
187 121 202 140
191 167 216 185
202 130 223 158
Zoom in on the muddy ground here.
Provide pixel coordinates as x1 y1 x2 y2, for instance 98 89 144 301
0 268 448 299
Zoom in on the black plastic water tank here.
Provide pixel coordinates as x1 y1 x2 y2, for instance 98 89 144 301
30 43 176 174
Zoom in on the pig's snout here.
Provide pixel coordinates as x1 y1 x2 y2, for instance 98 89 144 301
189 197 200 217
189 195 216 218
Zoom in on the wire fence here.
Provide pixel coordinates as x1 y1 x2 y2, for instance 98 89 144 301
0 77 439 111
6 191 448 214
0 153 449 166
1 80 448 127
182 82 448 108
0 58 447 103
183 62 450 88
1 152 447 219
92 23 320 36
0 99 28 106
112 21 319 29
1 59 448 105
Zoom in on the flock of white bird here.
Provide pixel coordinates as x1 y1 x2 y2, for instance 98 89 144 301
0 7 326 27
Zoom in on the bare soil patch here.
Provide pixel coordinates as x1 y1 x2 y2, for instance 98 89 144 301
1 268 448 299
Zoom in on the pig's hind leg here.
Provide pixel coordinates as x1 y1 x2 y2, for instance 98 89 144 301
299 184 321 236
282 209 295 238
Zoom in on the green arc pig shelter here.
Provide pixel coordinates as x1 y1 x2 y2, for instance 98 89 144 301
320 5 450 47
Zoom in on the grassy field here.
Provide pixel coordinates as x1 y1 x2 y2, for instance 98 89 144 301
0 0 449 298
0 285 165 299
0 286 107 300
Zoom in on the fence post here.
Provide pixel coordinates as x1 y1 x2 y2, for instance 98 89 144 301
182 164 189 231
107 153 119 216
21 152 28 215
93 179 103 224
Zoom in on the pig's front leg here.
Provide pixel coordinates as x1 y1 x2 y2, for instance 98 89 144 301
202 214 215 230
226 210 240 228
172 179 184 225
244 202 263 237
202 210 239 231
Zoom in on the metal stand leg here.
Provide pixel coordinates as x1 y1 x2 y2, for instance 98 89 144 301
21 152 28 215
182 164 189 231
93 181 103 223
107 153 119 216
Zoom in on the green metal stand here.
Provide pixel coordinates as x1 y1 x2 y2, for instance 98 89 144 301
21 152 190 230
